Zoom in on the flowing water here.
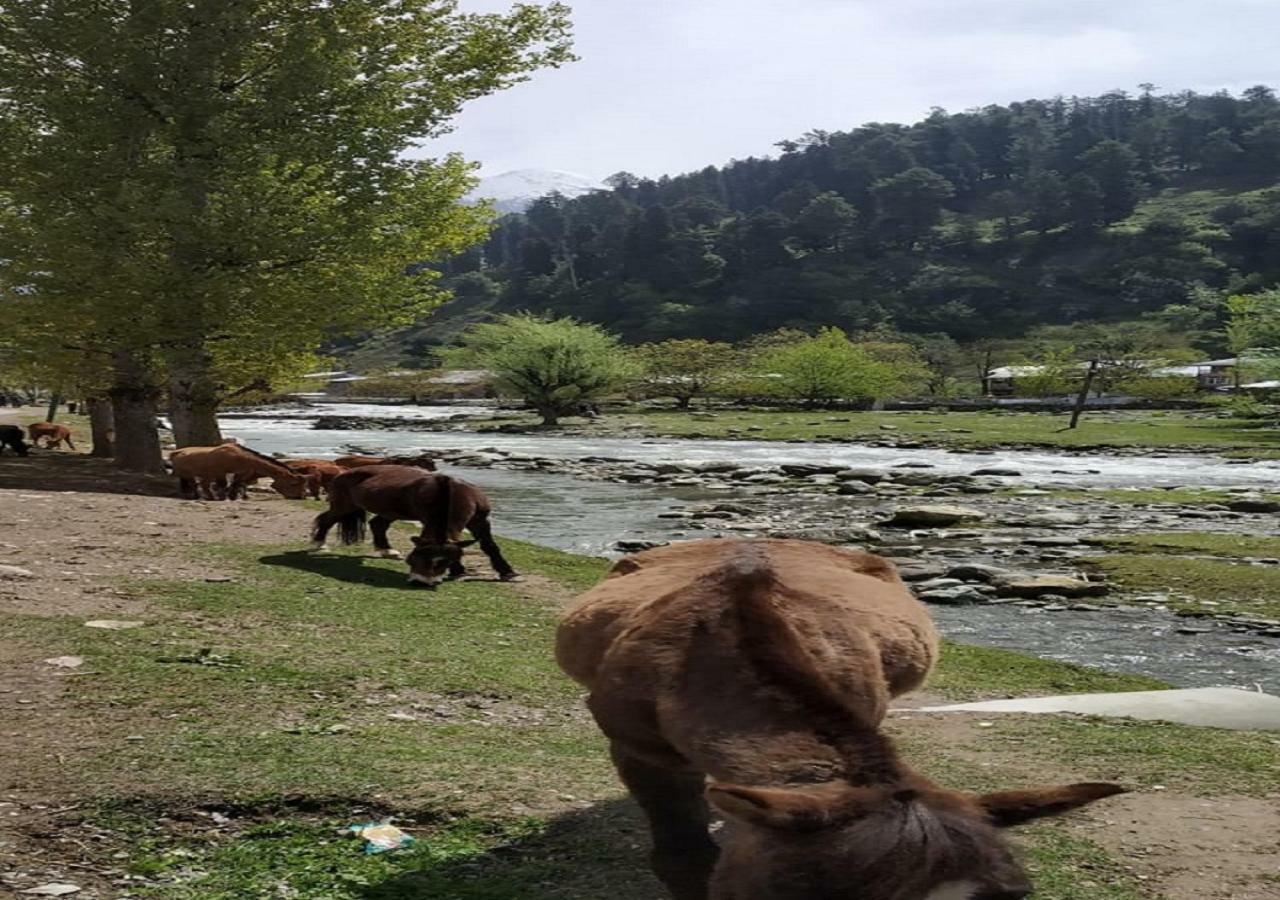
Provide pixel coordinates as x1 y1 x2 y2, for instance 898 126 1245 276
220 404 1280 691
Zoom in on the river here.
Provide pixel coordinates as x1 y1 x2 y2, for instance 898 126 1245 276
220 404 1280 691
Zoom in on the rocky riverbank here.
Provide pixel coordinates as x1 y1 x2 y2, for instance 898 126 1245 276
403 444 1280 641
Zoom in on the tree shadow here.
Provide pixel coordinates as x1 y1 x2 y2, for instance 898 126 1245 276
0 452 175 496
357 798 665 900
258 551 422 590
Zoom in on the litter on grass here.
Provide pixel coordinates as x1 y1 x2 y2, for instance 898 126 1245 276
347 822 416 854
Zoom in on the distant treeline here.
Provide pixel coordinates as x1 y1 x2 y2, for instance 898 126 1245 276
371 85 1280 361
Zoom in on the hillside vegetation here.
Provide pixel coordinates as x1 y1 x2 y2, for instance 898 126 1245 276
353 86 1280 365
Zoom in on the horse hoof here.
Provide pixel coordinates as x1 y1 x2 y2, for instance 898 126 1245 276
310 543 331 554
500 573 524 583
378 549 403 560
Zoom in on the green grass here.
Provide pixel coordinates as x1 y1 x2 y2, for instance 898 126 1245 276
5 535 1264 898
1092 532 1280 558
1087 553 1280 619
483 407 1280 451
1028 487 1256 506
929 643 1167 700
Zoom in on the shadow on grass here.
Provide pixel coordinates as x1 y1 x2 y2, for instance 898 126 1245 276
258 551 423 590
358 799 663 900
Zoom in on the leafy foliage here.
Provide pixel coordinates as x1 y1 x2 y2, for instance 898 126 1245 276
633 339 739 407
445 313 638 425
754 327 925 407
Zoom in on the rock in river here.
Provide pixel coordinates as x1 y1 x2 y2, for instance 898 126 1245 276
917 585 988 605
835 469 885 484
970 467 1022 477
1227 498 1280 514
992 574 1109 599
883 505 986 528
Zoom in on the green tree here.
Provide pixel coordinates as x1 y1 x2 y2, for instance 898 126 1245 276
1065 173 1106 231
871 167 955 242
0 0 573 468
634 339 738 408
755 327 914 408
792 192 859 253
1080 140 1143 223
445 313 637 426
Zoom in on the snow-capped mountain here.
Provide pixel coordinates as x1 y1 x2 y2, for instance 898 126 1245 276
465 168 603 214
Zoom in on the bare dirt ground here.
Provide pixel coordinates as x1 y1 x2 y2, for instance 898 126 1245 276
2 423 1278 898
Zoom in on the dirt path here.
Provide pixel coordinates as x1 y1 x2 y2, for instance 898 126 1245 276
2 450 1278 898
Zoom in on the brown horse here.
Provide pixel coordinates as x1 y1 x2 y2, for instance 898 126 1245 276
280 459 344 499
309 465 517 585
333 453 436 471
28 422 75 450
171 444 309 501
557 539 1125 900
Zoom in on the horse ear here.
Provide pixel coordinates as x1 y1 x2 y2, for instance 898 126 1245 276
706 781 881 831
976 782 1128 828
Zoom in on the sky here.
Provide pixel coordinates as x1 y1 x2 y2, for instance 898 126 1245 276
428 0 1280 182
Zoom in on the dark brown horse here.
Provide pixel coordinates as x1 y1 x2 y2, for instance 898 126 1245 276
333 453 436 471
557 539 1125 900
309 466 517 585
0 425 29 456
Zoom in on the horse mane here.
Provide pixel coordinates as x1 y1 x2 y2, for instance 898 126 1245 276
727 545 904 784
229 443 296 478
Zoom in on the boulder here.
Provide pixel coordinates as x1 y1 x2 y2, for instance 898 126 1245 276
917 585 988 605
896 563 948 582
945 563 1010 583
970 467 1022 477
614 539 668 553
835 469 885 484
1003 511 1088 528
1227 498 1280 514
883 505 985 528
992 575 1109 599
889 472 943 486
836 481 875 496
912 577 965 593
781 463 844 476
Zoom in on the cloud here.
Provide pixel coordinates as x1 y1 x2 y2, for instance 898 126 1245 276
428 0 1280 179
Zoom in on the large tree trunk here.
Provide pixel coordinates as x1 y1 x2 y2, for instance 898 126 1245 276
45 393 62 422
110 352 165 473
165 344 223 447
87 396 115 458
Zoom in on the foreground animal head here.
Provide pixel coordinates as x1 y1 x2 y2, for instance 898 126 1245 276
405 535 475 586
705 779 1125 900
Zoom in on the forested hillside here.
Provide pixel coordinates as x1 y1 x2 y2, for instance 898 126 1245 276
351 86 1280 366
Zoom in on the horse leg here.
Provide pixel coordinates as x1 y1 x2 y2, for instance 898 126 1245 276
467 512 519 581
610 745 719 900
370 516 400 558
64 435 76 451
179 477 198 499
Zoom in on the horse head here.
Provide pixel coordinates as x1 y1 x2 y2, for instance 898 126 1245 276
405 534 476 586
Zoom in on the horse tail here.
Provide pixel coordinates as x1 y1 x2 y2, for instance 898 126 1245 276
337 510 367 545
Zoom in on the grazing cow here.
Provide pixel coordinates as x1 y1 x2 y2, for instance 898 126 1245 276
0 425 29 456
333 453 436 471
556 539 1125 900
309 465 517 585
27 422 75 450
170 444 309 501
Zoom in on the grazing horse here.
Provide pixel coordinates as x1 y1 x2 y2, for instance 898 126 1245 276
279 459 344 499
28 422 75 450
309 466 517 585
0 425 29 456
333 453 436 471
556 539 1125 900
170 444 309 501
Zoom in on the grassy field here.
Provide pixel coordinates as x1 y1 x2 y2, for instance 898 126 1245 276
1087 552 1280 619
7 533 1277 899
491 407 1280 452
1093 532 1280 558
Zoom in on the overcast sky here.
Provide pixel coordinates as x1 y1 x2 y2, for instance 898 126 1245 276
429 0 1280 181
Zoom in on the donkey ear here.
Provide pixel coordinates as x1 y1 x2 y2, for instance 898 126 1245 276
976 782 1128 828
706 781 880 831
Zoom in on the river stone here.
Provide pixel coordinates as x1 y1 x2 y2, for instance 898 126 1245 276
896 563 948 582
912 577 965 593
890 472 943 486
0 565 34 579
883 505 985 528
690 461 740 473
781 463 843 476
614 539 668 553
836 481 874 496
1024 536 1082 547
917 586 987 605
946 563 1010 583
992 575 1109 599
970 467 1022 477
893 461 934 468
835 469 885 484
1004 511 1088 528
1227 498 1280 513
